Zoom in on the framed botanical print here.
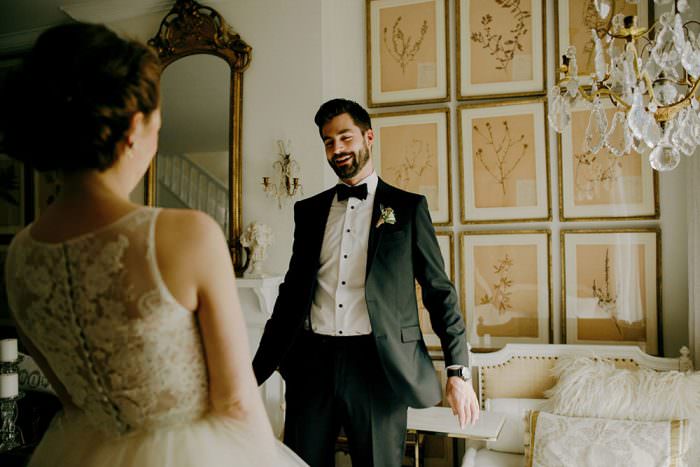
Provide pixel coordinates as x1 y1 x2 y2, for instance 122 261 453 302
461 230 551 350
372 108 451 225
457 0 546 100
459 98 550 223
0 154 25 235
561 229 660 355
417 232 455 352
555 0 649 86
559 101 658 220
367 0 449 107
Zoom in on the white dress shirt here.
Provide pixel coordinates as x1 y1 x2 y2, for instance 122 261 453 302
308 172 379 336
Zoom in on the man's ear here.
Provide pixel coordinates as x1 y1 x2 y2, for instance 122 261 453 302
364 128 375 148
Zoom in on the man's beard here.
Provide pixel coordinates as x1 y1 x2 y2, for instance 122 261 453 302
328 143 370 180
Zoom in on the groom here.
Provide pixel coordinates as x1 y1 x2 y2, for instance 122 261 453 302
253 98 479 466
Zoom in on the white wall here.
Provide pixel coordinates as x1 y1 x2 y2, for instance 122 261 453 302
115 0 688 356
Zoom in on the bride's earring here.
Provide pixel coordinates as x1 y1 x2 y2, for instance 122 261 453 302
126 141 135 159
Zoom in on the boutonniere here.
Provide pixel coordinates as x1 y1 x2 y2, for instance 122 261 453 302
376 205 396 228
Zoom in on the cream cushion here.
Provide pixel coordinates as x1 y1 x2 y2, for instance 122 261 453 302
484 398 545 454
461 447 522 467
525 411 690 467
542 356 700 466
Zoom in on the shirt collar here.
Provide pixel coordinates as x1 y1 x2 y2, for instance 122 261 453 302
338 171 378 195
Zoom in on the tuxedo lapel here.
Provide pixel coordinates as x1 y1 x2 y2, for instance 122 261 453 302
308 188 336 264
366 179 388 278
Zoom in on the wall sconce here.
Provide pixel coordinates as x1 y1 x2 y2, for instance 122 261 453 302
262 140 302 208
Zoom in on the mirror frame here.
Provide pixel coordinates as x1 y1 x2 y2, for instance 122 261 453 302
146 0 251 270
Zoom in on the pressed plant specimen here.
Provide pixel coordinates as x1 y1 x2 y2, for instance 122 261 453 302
479 253 514 314
591 247 624 334
573 150 623 201
473 120 529 196
470 0 531 75
386 138 434 186
383 16 429 74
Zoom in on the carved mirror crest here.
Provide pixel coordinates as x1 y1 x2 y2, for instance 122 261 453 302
146 0 251 270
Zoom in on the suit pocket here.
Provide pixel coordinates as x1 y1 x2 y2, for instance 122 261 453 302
401 325 422 342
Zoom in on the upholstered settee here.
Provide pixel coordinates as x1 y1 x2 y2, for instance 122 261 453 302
461 344 697 467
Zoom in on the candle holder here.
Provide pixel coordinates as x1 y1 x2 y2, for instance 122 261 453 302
0 356 24 453
261 140 303 209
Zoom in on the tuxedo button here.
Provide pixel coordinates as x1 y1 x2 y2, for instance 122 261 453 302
346 229 350 233
339 304 343 308
338 330 343 335
343 254 348 259
341 281 346 285
350 206 355 210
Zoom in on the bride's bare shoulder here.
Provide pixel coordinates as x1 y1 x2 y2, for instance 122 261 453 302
156 208 224 240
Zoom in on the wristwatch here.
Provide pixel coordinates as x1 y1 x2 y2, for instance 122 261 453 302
447 366 471 381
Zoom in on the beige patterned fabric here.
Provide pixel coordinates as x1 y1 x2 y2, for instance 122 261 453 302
525 411 689 467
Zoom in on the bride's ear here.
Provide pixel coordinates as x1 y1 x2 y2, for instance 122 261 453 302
126 112 146 141
117 112 145 161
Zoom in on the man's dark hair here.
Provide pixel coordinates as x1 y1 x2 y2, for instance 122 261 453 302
314 98 372 137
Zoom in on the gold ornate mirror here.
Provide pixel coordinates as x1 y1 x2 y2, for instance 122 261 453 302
145 0 251 270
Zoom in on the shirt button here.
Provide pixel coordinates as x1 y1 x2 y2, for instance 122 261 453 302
338 330 343 335
346 229 350 233
350 206 355 210
339 304 343 308
341 281 346 285
343 254 348 259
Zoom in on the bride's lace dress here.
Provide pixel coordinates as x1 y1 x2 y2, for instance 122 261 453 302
5 207 304 467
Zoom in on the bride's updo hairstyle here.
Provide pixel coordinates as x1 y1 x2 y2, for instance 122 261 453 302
0 23 160 172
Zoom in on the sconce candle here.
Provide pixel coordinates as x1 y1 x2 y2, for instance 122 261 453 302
0 339 17 363
262 140 303 208
0 373 18 398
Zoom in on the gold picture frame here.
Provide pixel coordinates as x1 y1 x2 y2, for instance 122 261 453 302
367 0 449 107
558 100 659 221
554 0 650 87
561 228 661 355
458 98 551 224
417 231 456 352
371 108 452 225
461 230 552 350
456 0 546 100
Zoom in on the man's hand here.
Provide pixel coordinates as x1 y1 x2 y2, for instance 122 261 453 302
446 376 480 428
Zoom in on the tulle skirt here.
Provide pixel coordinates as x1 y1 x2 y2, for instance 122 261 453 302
28 410 307 467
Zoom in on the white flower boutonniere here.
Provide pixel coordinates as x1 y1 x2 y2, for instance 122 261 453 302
376 206 396 228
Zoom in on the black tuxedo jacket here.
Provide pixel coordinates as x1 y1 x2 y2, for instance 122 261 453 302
252 178 468 408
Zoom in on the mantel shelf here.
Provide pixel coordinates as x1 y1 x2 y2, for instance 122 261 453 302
236 275 282 317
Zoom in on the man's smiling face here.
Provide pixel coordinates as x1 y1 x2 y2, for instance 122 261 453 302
322 112 374 185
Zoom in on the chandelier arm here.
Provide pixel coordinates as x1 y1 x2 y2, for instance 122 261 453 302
649 79 700 123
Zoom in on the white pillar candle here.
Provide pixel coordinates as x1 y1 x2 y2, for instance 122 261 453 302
0 372 19 398
0 339 18 362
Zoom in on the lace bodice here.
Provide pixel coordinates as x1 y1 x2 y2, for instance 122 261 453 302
5 207 209 435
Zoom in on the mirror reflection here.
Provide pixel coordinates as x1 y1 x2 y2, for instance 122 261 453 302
156 54 230 232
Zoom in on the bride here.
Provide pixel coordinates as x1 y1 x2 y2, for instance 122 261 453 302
1 22 305 467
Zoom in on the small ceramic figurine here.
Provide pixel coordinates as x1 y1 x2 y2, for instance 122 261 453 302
239 222 273 278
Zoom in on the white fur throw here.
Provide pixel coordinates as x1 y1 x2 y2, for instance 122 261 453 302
541 356 700 466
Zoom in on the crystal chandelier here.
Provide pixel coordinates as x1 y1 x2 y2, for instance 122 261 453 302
549 0 700 171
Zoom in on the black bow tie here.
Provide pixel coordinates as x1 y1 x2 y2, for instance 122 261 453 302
336 183 368 201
